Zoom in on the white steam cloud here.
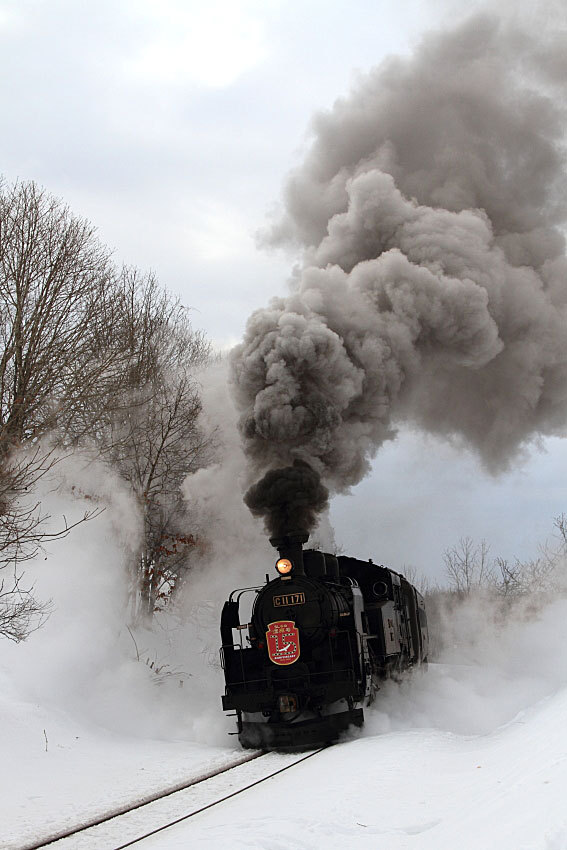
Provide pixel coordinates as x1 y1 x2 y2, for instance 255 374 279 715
0 452 233 745
363 593 567 738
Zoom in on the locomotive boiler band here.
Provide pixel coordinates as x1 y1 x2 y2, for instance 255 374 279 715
220 530 429 748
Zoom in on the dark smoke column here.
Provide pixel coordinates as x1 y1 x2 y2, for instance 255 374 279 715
231 13 567 534
244 459 329 538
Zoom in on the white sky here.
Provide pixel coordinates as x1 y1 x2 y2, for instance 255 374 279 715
0 0 565 580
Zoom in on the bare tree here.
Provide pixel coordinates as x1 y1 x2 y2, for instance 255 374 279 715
443 536 493 595
0 179 126 453
0 450 51 640
555 513 567 547
0 576 48 642
442 515 565 607
92 270 214 619
0 179 215 630
494 513 566 600
400 563 437 595
0 447 102 640
0 179 123 638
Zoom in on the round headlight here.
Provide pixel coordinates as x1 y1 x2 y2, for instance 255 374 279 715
276 558 293 575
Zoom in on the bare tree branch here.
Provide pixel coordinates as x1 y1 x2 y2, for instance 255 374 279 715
1 179 216 632
444 536 494 595
83 270 215 619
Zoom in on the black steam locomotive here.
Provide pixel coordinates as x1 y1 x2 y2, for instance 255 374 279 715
220 531 429 749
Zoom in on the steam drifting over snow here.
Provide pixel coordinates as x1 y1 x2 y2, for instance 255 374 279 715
0 452 233 745
231 13 567 535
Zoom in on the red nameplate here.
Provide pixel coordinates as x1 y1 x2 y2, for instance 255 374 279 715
266 620 300 665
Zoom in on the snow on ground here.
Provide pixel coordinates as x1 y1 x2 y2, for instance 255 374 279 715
0 675 238 850
1 459 565 849
0 457 240 848
3 636 566 850
143 683 567 850
3 664 565 850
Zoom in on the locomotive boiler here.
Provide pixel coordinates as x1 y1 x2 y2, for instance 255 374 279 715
220 531 429 749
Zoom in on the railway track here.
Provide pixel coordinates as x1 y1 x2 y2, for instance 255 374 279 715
17 747 324 850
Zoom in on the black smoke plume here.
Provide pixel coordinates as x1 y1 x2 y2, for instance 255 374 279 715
231 12 567 534
244 459 329 538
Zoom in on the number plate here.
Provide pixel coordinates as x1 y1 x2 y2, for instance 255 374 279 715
273 592 305 607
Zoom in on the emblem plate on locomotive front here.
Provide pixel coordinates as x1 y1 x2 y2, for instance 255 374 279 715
266 620 300 665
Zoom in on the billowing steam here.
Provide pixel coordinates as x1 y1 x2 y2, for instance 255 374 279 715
231 13 567 535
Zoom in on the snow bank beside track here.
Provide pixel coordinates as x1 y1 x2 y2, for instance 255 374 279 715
153 687 567 850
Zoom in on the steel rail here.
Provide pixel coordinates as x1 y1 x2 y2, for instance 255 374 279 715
110 747 325 850
15 749 265 850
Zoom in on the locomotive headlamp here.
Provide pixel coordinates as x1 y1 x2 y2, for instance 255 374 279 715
276 558 293 575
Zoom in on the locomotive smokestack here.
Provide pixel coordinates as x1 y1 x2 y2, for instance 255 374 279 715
269 529 309 575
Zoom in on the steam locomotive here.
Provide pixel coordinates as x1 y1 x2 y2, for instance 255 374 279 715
220 531 429 749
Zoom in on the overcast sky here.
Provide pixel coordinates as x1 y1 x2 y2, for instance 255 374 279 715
1 0 565 580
